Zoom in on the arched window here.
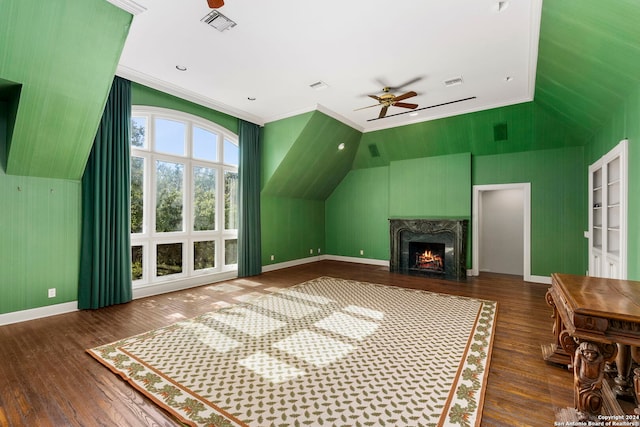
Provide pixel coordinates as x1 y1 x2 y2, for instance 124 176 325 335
130 107 238 288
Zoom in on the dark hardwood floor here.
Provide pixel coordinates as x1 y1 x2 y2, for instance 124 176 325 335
0 261 574 426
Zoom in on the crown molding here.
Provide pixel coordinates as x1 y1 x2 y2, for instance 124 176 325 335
116 64 264 126
105 0 147 15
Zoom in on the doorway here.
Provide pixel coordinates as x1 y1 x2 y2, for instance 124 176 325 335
471 183 532 281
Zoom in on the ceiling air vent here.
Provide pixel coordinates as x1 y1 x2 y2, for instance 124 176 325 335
201 10 237 32
444 77 464 87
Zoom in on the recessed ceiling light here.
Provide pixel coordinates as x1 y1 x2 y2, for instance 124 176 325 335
338 143 345 151
247 97 256 101
409 112 419 117
175 65 187 71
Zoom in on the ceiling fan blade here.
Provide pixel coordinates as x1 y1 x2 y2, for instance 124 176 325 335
393 102 418 109
393 91 417 102
375 76 423 92
207 0 224 8
378 106 389 119
354 103 382 111
368 95 382 102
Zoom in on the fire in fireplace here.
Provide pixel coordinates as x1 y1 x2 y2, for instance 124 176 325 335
389 218 468 281
410 242 445 273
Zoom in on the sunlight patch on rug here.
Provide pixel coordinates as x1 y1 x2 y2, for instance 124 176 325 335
88 277 497 427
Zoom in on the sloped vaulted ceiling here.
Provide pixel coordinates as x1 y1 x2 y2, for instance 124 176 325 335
0 0 131 180
535 0 640 140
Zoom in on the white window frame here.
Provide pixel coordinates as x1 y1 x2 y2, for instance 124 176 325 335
130 106 239 291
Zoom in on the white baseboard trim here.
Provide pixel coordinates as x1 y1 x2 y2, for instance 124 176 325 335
528 275 551 284
321 255 389 267
0 301 78 327
261 256 323 272
261 255 389 273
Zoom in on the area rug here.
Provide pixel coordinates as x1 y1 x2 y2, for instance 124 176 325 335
88 277 497 427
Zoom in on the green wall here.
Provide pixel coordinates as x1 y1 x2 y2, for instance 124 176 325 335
325 167 389 260
261 196 325 265
389 153 471 218
324 106 587 277
585 85 640 280
1 0 131 180
0 103 81 315
473 147 585 276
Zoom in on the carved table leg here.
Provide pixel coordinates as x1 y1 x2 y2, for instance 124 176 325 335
613 343 635 399
573 341 617 421
542 289 573 366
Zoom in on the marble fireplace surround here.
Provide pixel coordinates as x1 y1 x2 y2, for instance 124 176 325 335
389 218 468 281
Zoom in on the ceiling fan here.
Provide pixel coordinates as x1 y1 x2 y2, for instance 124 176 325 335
207 0 224 8
355 87 419 119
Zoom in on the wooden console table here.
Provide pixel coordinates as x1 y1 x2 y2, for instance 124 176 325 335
544 273 640 419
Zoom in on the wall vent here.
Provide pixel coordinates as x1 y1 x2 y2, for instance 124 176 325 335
493 122 508 141
201 10 237 32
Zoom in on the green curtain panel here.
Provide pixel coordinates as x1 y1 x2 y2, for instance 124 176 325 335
238 119 262 277
78 77 132 309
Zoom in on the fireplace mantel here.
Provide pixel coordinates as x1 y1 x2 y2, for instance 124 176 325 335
389 218 468 281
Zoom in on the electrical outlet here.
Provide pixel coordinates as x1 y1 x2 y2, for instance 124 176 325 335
310 248 313 254
318 248 321 254
48 288 56 298
359 249 364 255
270 255 275 261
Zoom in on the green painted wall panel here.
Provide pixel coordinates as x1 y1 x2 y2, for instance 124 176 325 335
262 112 362 199
131 83 238 134
0 103 81 315
261 112 313 187
1 0 131 179
585 84 640 280
473 147 586 276
389 153 471 218
261 196 325 265
354 103 583 169
325 167 389 260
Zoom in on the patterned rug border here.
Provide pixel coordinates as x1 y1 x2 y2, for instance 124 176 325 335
87 276 498 427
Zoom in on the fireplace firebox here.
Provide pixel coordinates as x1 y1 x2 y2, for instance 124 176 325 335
409 242 446 274
390 219 468 281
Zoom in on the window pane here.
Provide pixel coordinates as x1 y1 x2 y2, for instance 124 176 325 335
193 166 216 231
156 161 184 232
155 118 185 155
157 243 183 276
131 117 147 148
130 156 144 234
225 239 238 265
193 127 218 161
224 138 239 166
194 240 215 270
224 170 239 230
131 245 143 280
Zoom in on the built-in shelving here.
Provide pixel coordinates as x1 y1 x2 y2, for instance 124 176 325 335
588 139 627 279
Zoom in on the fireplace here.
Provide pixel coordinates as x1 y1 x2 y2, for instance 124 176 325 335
389 219 468 281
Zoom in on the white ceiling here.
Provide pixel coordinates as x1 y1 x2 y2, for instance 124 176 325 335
112 0 542 132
